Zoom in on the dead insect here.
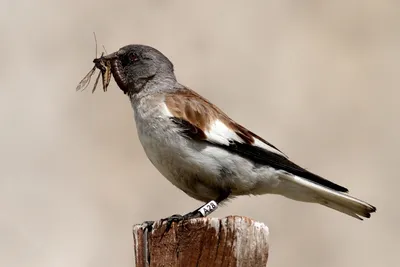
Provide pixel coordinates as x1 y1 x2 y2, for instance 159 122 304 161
76 33 112 93
96 57 112 92
76 61 97 92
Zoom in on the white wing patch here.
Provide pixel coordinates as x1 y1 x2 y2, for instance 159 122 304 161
166 107 288 158
161 102 173 117
205 120 242 145
204 120 287 158
253 138 287 158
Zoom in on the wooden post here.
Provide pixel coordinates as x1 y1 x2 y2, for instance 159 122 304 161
133 216 269 267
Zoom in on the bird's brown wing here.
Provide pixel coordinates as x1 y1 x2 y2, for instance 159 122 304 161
165 87 348 192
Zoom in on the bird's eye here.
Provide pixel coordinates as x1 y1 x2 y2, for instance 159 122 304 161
129 53 139 62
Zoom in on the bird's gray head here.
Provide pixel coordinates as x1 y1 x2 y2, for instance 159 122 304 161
104 44 176 95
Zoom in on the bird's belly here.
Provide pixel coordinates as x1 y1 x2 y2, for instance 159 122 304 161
138 128 282 202
139 133 225 201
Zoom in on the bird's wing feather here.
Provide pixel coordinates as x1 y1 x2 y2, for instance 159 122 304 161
164 87 348 192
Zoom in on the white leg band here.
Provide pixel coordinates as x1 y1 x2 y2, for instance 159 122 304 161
198 200 218 217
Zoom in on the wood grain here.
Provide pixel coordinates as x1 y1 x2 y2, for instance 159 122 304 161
133 216 269 267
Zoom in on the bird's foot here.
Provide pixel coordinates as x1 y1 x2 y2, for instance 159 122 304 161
143 201 220 239
161 211 201 233
161 214 185 233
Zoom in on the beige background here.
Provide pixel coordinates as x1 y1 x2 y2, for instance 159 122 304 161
1 0 398 266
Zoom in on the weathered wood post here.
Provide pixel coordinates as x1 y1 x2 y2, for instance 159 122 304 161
133 216 269 266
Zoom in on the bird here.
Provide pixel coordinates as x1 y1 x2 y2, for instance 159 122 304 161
97 44 376 222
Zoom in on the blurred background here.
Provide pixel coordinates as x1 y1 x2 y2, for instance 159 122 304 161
1 0 399 266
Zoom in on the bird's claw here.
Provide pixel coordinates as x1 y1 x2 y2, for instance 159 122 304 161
161 214 185 233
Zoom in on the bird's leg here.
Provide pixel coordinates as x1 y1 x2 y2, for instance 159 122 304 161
215 189 232 203
162 189 231 232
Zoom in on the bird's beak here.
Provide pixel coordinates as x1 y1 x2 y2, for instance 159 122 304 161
93 51 118 68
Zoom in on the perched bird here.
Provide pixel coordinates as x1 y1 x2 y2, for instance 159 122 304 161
99 45 376 221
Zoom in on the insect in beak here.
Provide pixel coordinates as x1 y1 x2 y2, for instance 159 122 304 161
76 52 112 93
93 55 112 92
76 33 115 93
